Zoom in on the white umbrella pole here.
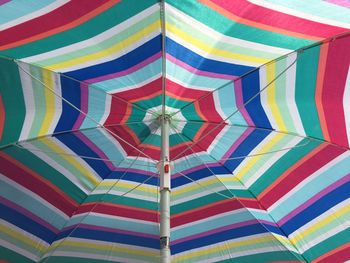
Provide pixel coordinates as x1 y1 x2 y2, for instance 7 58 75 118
160 115 171 262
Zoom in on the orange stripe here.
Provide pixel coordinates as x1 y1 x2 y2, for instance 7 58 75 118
315 43 330 141
312 242 350 263
166 90 194 102
0 0 120 51
199 0 322 41
258 143 328 199
0 95 4 141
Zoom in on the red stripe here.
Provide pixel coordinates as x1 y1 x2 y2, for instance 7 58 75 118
259 144 344 208
115 78 162 101
171 198 260 227
166 79 208 102
202 0 347 39
77 203 158 222
0 95 4 142
321 36 350 148
314 243 350 263
0 152 78 215
0 0 120 50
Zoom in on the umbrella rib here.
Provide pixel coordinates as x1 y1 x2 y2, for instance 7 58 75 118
16 62 158 163
169 30 350 118
0 55 159 117
41 149 150 262
172 54 298 160
170 126 307 262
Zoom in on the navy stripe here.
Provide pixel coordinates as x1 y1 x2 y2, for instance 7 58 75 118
167 37 254 76
281 178 350 235
224 129 271 172
241 70 272 128
0 203 56 243
171 223 268 254
66 35 161 80
57 227 159 249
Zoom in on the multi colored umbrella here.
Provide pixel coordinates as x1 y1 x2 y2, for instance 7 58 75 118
1 0 350 262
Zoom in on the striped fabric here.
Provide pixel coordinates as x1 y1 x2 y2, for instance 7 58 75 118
0 0 350 262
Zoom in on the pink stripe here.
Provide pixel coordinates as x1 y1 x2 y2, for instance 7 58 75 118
171 219 258 245
0 0 11 5
86 52 162 83
278 173 350 225
0 196 59 233
234 78 254 126
324 0 350 7
75 131 115 170
167 54 239 80
223 127 253 159
72 83 88 130
62 223 158 239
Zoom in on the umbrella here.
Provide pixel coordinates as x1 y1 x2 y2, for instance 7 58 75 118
1 0 350 262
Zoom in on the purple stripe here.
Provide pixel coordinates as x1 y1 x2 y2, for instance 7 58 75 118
222 127 253 159
63 223 158 239
167 54 239 80
72 83 88 130
0 0 11 5
171 219 258 245
86 52 162 83
74 131 115 170
324 0 350 7
234 78 254 126
278 173 350 225
0 196 59 233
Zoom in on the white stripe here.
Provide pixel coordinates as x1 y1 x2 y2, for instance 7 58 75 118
244 136 303 187
47 72 63 134
248 0 350 29
166 4 291 55
0 175 69 221
18 62 36 141
0 0 70 31
285 53 306 136
99 92 112 124
21 5 160 63
343 66 350 146
0 239 40 261
268 151 350 212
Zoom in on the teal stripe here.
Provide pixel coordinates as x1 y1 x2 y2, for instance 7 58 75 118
167 0 314 50
0 58 26 146
0 0 56 24
0 246 35 263
295 46 323 139
1 0 158 58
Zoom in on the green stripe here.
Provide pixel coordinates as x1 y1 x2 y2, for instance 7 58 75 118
4 146 86 203
1 0 158 58
167 0 314 50
0 246 35 263
0 58 26 146
295 45 323 139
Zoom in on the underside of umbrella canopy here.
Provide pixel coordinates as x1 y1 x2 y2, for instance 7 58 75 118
1 0 350 262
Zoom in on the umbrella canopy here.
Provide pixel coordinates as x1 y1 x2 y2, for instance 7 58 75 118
1 0 350 262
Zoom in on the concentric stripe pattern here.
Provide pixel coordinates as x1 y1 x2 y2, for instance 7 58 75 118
1 0 350 262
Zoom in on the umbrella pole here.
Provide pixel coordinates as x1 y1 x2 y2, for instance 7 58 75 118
160 115 171 262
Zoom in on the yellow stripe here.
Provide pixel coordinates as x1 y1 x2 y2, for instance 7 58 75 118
47 21 160 71
43 139 100 186
265 62 287 131
235 133 285 181
48 239 158 257
167 22 269 65
39 70 56 136
173 234 278 262
98 181 157 194
290 203 350 245
0 224 48 253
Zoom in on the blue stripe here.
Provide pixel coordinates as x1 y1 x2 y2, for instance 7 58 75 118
0 203 56 243
241 70 272 128
56 133 111 179
224 129 271 172
171 223 268 254
66 35 161 80
167 37 254 76
281 179 350 235
57 226 159 249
